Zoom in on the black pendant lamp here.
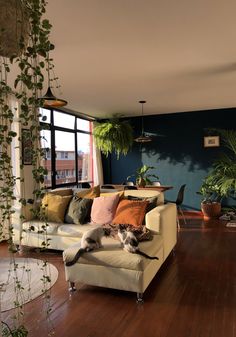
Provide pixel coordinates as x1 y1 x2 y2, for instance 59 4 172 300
41 60 67 108
134 100 152 143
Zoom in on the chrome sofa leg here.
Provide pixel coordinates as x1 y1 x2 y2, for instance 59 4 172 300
136 292 144 304
69 282 76 292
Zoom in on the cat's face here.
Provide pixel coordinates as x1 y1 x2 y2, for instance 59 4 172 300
103 228 111 237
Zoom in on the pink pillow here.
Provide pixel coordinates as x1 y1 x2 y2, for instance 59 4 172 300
91 194 120 224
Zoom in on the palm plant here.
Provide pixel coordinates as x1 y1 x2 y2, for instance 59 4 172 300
208 129 236 198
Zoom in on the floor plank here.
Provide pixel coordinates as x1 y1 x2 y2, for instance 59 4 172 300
1 217 236 337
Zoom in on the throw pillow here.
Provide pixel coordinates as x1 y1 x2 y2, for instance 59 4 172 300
75 185 100 199
65 197 93 225
40 193 72 223
100 191 124 200
50 188 73 196
112 199 148 228
126 195 158 213
91 194 120 224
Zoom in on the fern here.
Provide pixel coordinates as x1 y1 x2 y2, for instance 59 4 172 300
93 119 133 159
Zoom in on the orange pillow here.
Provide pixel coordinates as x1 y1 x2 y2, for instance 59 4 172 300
112 199 148 228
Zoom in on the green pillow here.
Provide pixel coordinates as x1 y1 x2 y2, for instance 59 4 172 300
65 197 93 225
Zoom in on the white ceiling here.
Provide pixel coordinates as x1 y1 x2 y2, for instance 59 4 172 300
46 0 236 119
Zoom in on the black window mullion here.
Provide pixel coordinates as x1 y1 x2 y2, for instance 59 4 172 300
51 109 56 188
75 131 78 187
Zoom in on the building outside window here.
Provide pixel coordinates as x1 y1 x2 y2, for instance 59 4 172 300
40 108 94 188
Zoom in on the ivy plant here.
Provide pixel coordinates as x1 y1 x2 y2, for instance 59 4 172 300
0 0 56 336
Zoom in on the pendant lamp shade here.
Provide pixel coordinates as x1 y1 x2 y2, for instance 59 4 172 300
134 100 152 143
42 86 67 108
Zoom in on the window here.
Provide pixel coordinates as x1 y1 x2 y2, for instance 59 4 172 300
40 109 94 188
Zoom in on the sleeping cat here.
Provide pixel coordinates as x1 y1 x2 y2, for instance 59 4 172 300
118 225 159 260
65 227 111 266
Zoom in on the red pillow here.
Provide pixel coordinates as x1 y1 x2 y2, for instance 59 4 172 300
112 199 148 228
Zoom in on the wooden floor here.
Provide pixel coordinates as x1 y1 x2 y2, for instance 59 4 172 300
1 215 236 337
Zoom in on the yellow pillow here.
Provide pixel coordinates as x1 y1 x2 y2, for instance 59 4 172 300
40 193 72 223
50 188 73 196
75 185 100 199
100 191 124 200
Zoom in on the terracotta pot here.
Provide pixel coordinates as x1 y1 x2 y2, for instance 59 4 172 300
201 202 221 219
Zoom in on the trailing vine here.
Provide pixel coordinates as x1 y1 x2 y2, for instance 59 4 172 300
0 1 57 336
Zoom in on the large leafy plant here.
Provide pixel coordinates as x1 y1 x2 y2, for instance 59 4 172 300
199 129 236 203
93 119 133 159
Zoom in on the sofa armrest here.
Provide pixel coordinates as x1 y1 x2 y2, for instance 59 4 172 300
145 203 177 260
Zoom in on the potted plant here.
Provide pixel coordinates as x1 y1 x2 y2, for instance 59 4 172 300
127 165 159 187
198 176 223 219
93 118 133 159
198 129 236 219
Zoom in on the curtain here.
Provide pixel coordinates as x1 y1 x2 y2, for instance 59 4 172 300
92 122 104 186
0 95 20 241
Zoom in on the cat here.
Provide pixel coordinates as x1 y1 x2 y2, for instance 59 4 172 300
65 227 111 266
117 224 159 260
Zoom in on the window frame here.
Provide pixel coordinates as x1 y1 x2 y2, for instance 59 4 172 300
40 108 94 189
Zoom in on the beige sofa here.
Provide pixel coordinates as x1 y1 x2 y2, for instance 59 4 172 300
12 188 177 301
63 189 177 302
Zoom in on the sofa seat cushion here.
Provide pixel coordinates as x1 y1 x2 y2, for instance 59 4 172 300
22 220 61 235
63 234 163 271
58 223 101 237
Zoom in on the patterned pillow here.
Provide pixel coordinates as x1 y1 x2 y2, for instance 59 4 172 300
65 196 93 224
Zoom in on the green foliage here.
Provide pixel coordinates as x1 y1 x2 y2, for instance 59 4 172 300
93 119 133 159
2 322 28 337
199 129 236 203
127 165 159 186
0 1 54 335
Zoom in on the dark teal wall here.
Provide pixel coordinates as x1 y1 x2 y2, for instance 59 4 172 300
102 108 236 210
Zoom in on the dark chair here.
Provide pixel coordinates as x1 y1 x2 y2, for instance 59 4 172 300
101 185 115 189
167 184 186 227
175 184 186 225
124 185 138 190
80 182 91 188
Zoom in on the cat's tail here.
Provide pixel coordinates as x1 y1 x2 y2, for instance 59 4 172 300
65 248 87 266
136 249 159 260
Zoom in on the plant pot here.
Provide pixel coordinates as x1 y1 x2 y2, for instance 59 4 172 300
136 178 146 188
201 201 221 219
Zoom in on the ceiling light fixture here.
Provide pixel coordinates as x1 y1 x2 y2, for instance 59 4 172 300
134 100 152 143
41 56 67 108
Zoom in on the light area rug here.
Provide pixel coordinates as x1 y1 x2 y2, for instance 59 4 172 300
0 258 58 312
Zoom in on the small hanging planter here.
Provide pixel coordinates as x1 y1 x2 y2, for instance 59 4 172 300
0 0 29 58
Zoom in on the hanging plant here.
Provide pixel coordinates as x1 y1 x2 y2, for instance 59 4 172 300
0 0 56 336
93 119 133 159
